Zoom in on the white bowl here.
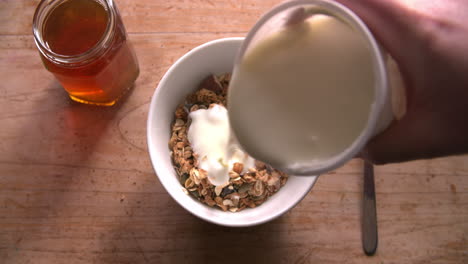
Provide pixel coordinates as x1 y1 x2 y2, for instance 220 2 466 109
147 37 317 227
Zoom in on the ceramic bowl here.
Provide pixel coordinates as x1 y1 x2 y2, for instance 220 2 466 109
147 37 317 227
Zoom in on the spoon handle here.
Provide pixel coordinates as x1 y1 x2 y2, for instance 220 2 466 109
362 160 378 256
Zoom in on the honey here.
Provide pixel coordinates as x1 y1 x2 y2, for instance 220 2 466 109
43 0 108 56
33 0 139 106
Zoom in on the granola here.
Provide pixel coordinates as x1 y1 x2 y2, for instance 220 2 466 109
169 73 288 212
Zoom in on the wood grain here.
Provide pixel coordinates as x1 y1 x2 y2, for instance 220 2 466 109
0 0 282 35
0 0 467 263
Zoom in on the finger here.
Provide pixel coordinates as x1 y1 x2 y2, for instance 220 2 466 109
334 0 421 101
334 0 416 57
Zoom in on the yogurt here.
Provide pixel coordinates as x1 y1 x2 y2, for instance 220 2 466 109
228 15 375 173
188 104 255 186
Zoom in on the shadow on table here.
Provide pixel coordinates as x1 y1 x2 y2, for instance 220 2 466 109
8 80 135 166
113 212 291 264
6 79 291 263
4 80 136 262
173 215 290 264
128 205 291 264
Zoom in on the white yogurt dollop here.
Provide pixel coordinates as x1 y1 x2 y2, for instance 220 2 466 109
187 104 254 186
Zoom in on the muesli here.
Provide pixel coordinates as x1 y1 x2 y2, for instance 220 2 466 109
169 73 288 212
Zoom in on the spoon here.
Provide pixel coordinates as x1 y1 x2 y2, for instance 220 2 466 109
362 160 378 256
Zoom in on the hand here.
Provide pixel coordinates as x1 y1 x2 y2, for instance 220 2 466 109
335 0 468 164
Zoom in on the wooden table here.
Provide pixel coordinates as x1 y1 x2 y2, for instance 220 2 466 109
0 0 466 263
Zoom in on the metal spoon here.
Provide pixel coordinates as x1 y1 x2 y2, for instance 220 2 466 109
362 160 378 256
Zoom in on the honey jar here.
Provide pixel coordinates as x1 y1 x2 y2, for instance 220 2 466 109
33 0 139 106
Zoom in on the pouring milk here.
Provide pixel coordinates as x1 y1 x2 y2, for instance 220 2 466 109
228 14 377 175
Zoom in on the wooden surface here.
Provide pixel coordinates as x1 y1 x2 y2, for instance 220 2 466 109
0 0 467 263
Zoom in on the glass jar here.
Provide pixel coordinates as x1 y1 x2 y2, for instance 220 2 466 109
33 0 139 106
